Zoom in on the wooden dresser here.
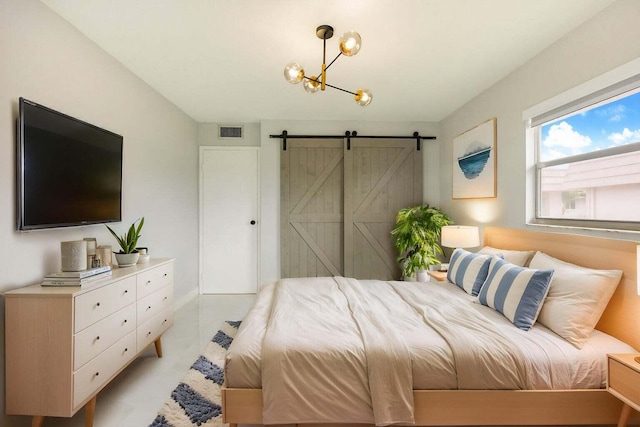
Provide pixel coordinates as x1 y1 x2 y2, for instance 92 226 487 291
4 258 174 427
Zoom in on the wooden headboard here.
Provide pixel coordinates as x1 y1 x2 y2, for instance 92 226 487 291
485 227 640 351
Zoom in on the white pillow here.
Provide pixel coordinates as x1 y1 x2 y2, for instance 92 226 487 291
529 252 622 349
477 256 554 331
446 248 493 296
478 246 534 267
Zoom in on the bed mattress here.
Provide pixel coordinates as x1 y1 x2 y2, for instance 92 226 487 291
225 277 634 425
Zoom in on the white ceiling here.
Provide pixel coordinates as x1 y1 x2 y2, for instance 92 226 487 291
41 0 615 124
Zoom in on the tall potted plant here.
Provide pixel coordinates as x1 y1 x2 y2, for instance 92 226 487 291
390 205 452 280
106 217 144 267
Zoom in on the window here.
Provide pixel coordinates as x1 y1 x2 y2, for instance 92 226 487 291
531 81 640 230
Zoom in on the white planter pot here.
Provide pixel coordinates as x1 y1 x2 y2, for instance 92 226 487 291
114 252 139 267
416 269 429 282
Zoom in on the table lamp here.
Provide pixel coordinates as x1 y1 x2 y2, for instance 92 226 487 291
439 225 480 271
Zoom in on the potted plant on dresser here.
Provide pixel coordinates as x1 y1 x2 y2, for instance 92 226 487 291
390 205 452 281
106 217 145 267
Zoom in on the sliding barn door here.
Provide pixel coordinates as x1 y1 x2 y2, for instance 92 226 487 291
345 139 422 280
281 137 422 280
281 139 344 278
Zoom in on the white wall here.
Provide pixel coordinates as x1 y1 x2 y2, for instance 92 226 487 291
258 120 440 284
438 0 640 241
0 2 199 425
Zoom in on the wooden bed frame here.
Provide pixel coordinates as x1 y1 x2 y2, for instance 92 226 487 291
222 226 640 426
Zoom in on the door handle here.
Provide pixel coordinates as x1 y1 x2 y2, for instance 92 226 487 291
250 220 256 225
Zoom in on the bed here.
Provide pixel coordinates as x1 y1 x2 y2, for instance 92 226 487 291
222 227 640 426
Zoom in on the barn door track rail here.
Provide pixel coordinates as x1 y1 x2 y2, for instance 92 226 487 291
270 130 436 151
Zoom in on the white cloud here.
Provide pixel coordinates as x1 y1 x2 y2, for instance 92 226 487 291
607 127 640 144
543 121 591 149
595 104 627 122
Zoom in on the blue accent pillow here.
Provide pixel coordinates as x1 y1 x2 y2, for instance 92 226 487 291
446 249 493 296
477 256 554 331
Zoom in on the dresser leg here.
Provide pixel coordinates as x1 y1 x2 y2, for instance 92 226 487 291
32 415 45 427
618 403 633 427
154 336 163 358
84 396 97 427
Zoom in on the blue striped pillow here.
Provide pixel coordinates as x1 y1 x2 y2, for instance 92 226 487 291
446 249 493 296
477 256 554 331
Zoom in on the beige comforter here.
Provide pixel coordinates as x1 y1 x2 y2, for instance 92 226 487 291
226 277 637 425
258 277 534 425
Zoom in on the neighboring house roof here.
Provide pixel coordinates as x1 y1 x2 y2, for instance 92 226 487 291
541 150 640 191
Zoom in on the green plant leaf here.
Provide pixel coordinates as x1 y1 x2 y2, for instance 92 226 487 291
390 204 452 277
105 217 145 254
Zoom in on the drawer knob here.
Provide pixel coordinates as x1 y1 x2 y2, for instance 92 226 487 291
124 290 128 294
163 273 167 277
95 372 99 377
146 280 151 285
147 331 151 336
124 319 128 323
96 302 100 307
124 347 128 352
163 296 168 301
163 319 167 323
96 336 100 341
147 305 151 311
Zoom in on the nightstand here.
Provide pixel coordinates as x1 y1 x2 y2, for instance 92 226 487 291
427 270 447 282
607 354 640 427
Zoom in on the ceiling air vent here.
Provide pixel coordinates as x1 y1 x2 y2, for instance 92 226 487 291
219 125 243 139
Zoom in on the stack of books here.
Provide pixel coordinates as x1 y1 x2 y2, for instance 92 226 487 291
42 265 112 287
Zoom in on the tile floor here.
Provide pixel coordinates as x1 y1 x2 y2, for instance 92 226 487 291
38 294 256 427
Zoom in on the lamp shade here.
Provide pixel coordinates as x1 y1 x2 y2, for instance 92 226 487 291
284 62 304 84
339 31 362 56
441 226 479 249
355 89 372 106
303 76 320 93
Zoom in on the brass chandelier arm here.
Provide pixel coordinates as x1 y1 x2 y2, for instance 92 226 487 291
324 52 343 73
310 52 346 92
303 75 357 96
324 82 357 96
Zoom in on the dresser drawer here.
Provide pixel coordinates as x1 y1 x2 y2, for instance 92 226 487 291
74 277 136 332
73 331 136 408
137 263 173 299
137 285 173 325
74 303 136 370
137 307 174 352
609 357 640 406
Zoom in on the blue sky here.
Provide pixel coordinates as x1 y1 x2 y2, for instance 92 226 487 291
540 90 640 161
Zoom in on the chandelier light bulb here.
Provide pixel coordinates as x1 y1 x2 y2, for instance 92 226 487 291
284 62 304 84
355 89 372 106
339 31 362 56
303 76 321 93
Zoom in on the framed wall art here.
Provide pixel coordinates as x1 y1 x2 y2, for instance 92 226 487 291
452 117 497 199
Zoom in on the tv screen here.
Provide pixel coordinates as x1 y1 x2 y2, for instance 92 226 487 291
17 98 123 230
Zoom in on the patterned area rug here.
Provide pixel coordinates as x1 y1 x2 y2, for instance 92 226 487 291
149 320 241 427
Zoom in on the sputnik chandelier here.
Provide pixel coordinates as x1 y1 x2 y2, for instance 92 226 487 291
283 25 372 106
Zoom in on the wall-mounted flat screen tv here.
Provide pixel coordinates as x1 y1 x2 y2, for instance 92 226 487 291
17 97 123 230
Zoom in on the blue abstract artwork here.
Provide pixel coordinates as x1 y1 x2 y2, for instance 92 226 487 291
452 118 496 199
457 146 492 179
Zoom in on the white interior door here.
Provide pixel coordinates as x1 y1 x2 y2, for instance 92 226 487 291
200 147 259 293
